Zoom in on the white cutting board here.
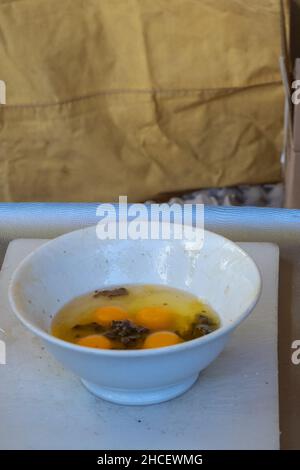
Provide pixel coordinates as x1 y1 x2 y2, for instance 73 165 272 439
0 240 279 450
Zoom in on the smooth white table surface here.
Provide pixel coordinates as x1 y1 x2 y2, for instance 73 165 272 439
0 239 279 450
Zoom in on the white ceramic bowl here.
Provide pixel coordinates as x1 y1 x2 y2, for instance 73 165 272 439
9 226 261 405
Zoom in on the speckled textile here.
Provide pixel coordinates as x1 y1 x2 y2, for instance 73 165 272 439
152 184 284 208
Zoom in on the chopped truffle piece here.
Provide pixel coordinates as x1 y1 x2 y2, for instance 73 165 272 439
181 314 217 341
93 287 129 298
104 320 149 347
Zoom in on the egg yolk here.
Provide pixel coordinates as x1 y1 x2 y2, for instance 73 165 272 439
77 335 112 349
135 306 174 330
94 306 128 326
143 331 182 349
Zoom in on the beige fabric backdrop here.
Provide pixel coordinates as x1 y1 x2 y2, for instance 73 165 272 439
0 0 284 202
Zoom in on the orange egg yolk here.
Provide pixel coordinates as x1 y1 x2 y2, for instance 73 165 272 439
135 306 174 330
94 306 128 326
77 335 112 349
143 331 182 349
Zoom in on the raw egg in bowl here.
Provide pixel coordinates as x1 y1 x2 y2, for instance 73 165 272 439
9 224 261 405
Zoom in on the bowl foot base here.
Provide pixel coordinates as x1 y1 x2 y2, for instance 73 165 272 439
81 375 199 405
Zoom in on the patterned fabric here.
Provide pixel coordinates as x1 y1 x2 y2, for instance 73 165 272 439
162 184 284 208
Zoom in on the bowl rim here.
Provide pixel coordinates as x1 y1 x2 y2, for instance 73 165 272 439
8 225 262 358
